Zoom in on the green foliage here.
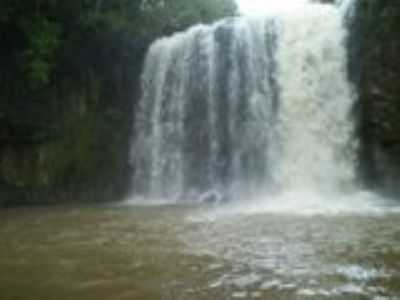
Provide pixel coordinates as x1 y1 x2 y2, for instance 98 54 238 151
138 0 238 35
20 17 61 89
0 0 237 203
1 0 237 91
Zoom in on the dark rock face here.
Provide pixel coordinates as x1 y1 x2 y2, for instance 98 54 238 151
0 61 144 206
357 0 400 195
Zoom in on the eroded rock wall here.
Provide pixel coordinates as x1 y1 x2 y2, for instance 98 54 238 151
358 0 400 195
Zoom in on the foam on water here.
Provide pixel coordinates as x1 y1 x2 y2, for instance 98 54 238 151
187 192 400 221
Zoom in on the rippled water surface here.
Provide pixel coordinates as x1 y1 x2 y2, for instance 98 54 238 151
1 202 400 300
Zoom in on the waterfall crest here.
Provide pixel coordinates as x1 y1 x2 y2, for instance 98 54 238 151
130 2 357 202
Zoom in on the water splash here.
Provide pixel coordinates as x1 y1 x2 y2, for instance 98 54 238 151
187 192 400 221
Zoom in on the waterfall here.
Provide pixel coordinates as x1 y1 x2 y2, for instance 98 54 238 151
130 2 357 202
336 0 358 19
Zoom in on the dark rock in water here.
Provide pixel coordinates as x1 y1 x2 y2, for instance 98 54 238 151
198 190 223 205
197 189 230 205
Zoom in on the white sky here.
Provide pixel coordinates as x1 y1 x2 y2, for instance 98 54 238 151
236 0 309 16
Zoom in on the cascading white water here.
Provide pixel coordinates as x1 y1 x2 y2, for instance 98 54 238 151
273 6 357 194
130 2 357 202
336 0 358 18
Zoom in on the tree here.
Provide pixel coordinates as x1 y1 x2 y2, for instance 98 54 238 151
1 0 237 91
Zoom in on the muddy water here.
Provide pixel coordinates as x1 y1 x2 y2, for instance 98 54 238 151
1 204 400 300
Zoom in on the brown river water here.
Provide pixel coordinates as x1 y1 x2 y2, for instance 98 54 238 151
1 198 400 300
